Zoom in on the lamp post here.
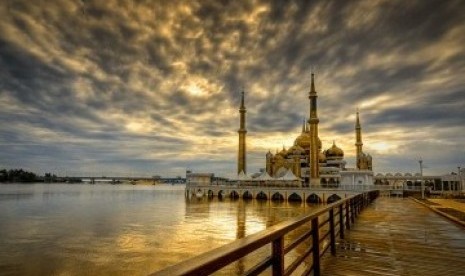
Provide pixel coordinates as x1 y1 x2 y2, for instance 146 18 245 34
458 166 462 193
419 158 424 199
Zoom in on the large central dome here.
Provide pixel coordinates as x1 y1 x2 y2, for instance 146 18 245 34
295 132 311 149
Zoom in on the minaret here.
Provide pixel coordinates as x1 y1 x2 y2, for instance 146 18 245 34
308 73 320 185
237 90 247 174
355 109 363 169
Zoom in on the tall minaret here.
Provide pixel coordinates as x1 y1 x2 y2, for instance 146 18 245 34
308 73 320 185
355 109 363 169
237 90 247 174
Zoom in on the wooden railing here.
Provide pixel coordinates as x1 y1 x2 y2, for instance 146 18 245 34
151 190 379 276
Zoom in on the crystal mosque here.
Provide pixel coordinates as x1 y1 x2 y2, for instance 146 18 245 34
236 73 374 188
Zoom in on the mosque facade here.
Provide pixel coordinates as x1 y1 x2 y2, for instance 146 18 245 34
237 73 373 187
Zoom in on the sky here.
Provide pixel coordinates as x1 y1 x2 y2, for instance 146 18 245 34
0 0 464 178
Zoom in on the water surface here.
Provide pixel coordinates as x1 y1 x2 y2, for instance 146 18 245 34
0 183 318 275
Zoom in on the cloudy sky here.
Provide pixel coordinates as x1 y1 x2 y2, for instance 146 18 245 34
0 0 464 178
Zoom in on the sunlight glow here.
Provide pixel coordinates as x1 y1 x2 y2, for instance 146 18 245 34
186 83 205 97
369 142 397 154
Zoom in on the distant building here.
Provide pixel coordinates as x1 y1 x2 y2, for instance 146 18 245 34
374 172 462 193
186 172 214 186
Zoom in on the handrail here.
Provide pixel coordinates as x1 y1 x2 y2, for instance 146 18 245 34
151 190 379 276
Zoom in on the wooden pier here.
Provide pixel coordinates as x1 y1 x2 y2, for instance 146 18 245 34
152 194 465 275
321 197 465 275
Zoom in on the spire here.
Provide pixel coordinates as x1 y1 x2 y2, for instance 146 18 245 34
355 109 364 169
301 118 306 133
310 73 316 94
240 89 245 110
308 73 318 121
308 71 320 185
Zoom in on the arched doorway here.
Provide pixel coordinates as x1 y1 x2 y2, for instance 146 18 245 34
230 190 239 200
288 193 303 202
327 194 341 204
242 191 253 200
256 191 267 200
306 193 321 204
271 192 284 201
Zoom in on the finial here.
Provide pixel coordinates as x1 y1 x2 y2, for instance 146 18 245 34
302 118 306 133
333 140 335 145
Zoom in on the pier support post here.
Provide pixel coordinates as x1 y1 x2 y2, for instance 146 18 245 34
339 205 345 239
329 209 336 256
311 217 321 276
345 201 351 230
272 237 284 276
350 199 355 224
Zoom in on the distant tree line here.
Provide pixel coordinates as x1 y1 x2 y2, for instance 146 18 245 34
0 169 39 182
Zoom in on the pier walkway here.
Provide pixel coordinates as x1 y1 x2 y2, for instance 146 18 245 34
321 197 465 275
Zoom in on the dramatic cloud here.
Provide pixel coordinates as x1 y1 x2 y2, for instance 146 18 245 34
0 0 464 177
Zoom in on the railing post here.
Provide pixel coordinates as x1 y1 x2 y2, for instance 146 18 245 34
329 209 336 256
272 236 284 276
350 199 355 224
339 204 344 239
311 217 321 276
345 201 351 230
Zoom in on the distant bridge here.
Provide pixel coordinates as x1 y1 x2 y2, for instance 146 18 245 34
59 176 186 184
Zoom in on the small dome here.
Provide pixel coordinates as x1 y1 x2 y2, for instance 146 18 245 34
319 151 326 163
376 173 384 177
274 153 284 161
278 146 287 157
395 172 402 176
326 141 344 158
386 173 393 177
405 173 412 177
288 143 305 155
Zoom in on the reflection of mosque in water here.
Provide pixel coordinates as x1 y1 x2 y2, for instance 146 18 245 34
184 196 324 274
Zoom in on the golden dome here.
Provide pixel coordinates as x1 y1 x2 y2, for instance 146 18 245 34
278 146 287 157
326 141 344 157
288 143 305 155
295 132 311 149
319 151 327 162
274 153 284 162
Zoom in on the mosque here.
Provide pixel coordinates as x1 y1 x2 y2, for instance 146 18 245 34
237 73 374 187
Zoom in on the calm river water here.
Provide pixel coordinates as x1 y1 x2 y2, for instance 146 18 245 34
0 183 319 275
